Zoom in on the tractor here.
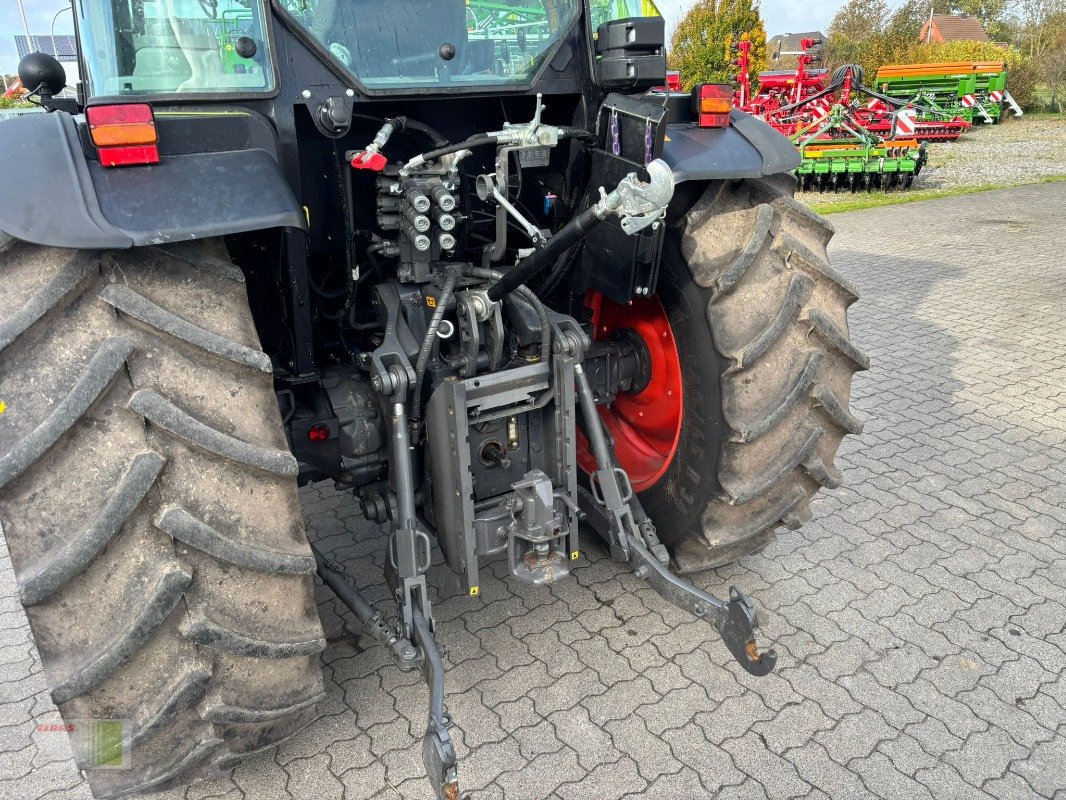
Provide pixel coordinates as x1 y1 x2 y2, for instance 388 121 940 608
0 1 866 797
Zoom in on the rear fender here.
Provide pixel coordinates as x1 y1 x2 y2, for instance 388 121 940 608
662 110 800 183
0 109 305 249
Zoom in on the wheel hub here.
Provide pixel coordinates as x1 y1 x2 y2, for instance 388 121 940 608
578 292 684 492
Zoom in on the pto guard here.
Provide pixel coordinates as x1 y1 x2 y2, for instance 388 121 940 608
0 110 306 249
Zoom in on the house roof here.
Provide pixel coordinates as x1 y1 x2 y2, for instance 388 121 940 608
924 14 990 42
767 32 826 56
14 35 79 62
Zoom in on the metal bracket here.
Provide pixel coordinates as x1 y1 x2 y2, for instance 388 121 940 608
477 173 548 245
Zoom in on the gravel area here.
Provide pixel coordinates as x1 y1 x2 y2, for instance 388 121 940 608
917 115 1066 189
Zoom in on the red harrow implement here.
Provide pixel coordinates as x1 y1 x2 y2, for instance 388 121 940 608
856 97 970 142
733 38 828 125
733 42 971 144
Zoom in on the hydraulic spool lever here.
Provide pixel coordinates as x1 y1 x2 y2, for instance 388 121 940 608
574 364 777 677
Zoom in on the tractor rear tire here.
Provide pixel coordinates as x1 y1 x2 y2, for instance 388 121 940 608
641 177 868 573
0 236 326 797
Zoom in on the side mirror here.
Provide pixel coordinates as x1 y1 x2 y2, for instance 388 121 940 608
18 52 67 102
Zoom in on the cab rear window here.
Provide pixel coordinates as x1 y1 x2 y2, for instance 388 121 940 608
76 0 274 98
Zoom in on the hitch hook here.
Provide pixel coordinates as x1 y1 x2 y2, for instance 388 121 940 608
719 587 777 677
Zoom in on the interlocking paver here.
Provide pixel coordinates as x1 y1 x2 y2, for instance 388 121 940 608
2 182 1065 799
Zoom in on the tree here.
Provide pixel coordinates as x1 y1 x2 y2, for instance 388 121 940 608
824 0 893 74
1013 0 1066 57
828 0 891 41
669 0 767 88
1036 39 1066 110
887 0 929 45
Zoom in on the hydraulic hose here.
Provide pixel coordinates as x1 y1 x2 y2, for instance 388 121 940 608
409 267 460 423
487 206 603 302
388 116 448 147
404 128 590 172
404 134 500 171
462 265 551 366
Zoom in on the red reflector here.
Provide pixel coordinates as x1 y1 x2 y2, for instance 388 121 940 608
308 423 331 442
666 72 682 92
87 103 154 126
97 145 160 167
698 112 731 128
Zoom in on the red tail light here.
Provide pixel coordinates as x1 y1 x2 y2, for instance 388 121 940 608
692 84 733 128
308 423 331 442
86 104 160 167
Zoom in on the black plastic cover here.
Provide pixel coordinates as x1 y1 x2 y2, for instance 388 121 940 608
578 95 668 303
595 17 666 91
596 16 665 53
662 110 801 183
0 111 306 249
596 56 668 91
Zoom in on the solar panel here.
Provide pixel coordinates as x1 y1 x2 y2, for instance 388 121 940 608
14 35 79 62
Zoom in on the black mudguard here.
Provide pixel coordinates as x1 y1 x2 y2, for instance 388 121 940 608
662 110 800 183
0 110 305 249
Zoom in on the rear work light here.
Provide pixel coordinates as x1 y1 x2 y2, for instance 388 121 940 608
86 104 159 167
692 84 733 128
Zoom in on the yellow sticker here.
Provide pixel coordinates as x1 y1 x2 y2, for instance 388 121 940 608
426 296 438 308
571 551 580 561
0 400 6 415
469 586 479 596
664 135 671 142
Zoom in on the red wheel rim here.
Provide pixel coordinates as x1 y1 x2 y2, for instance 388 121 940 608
577 291 684 492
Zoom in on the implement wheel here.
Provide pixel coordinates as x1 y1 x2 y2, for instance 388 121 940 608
596 177 869 573
0 237 325 797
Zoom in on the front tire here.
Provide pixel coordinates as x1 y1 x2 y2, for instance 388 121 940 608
641 177 868 572
0 237 326 797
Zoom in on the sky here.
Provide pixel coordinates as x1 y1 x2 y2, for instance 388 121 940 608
1 0 851 79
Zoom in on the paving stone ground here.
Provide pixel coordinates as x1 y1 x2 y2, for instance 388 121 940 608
1 182 1063 800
